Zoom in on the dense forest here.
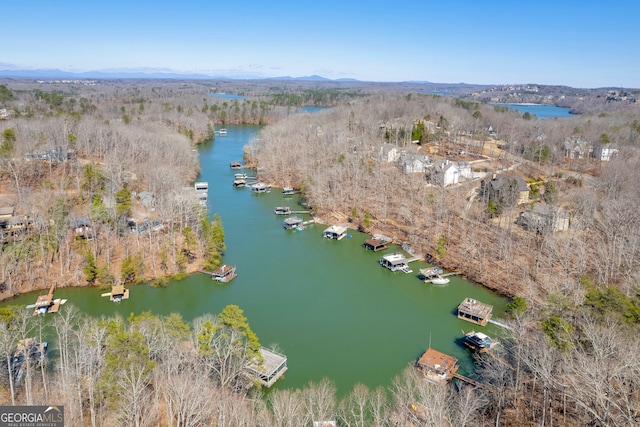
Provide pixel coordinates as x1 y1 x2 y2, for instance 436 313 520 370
1 78 640 425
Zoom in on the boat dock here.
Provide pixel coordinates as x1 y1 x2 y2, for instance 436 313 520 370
210 264 237 283
29 284 66 315
245 347 288 388
416 347 459 385
101 284 130 302
457 297 493 326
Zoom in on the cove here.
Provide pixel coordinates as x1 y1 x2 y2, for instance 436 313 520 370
2 124 508 396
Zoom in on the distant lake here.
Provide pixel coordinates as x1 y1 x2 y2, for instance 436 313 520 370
209 93 245 100
493 103 574 119
300 106 331 113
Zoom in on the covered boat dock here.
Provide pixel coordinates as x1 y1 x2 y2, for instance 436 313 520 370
416 347 459 385
245 348 288 388
457 297 493 326
363 234 392 251
101 284 130 302
211 264 237 283
322 225 348 240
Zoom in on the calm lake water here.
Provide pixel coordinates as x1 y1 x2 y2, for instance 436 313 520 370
3 125 508 395
494 103 574 119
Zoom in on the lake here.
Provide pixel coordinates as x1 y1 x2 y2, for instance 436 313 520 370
493 103 574 119
3 124 508 395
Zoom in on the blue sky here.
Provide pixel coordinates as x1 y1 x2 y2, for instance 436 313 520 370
3 0 639 88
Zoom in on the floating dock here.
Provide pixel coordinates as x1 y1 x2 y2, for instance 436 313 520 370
457 297 493 326
322 225 349 240
101 284 130 302
283 216 303 230
29 284 66 315
210 264 237 283
416 347 459 385
379 252 413 273
245 347 288 388
363 234 392 252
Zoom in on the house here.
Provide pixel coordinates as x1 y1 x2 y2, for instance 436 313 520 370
379 144 401 163
400 154 430 173
1 215 31 241
138 191 156 209
25 146 75 163
70 217 93 239
0 206 15 218
592 143 619 161
430 160 460 186
482 174 529 205
517 204 570 232
456 161 473 179
130 218 163 234
562 137 591 160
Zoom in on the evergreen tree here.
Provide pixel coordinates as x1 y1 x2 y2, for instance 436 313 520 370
84 250 98 284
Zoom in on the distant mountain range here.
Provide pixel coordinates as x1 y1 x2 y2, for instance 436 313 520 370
0 67 365 82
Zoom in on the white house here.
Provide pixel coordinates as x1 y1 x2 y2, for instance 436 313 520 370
430 160 460 186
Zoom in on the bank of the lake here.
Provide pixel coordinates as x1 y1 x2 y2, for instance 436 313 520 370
2 124 509 396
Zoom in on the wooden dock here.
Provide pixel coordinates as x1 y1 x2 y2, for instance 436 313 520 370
406 256 422 263
452 372 485 388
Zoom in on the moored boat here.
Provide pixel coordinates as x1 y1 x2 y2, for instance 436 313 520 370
274 206 292 215
463 331 498 353
431 276 450 285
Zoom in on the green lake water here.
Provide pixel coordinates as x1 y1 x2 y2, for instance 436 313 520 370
2 124 508 395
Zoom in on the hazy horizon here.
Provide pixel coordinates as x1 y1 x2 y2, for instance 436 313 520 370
3 0 639 89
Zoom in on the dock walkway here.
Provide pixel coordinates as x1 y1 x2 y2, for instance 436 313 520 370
453 372 485 388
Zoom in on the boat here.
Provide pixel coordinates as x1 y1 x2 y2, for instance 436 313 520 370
274 206 292 215
230 161 242 169
234 173 248 180
462 331 498 353
431 276 450 285
218 128 227 136
233 179 247 187
282 187 296 195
